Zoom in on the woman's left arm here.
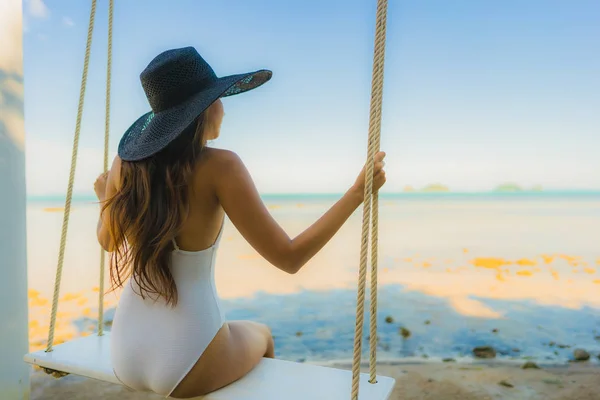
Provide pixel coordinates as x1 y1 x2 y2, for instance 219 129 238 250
96 156 121 252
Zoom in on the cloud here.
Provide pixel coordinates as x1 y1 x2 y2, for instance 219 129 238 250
26 0 49 19
62 16 74 27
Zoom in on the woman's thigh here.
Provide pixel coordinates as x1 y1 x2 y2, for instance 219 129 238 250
170 320 274 398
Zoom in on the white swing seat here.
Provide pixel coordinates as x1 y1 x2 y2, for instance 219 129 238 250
24 332 396 399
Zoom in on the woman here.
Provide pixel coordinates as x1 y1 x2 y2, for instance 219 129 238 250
94 46 386 399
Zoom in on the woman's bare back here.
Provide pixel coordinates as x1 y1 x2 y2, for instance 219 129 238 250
174 147 226 252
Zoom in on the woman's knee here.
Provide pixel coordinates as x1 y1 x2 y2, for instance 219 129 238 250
258 322 272 337
265 334 275 358
244 321 272 338
228 320 274 357
256 323 274 358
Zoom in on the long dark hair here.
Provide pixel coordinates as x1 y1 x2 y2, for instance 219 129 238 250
103 114 206 306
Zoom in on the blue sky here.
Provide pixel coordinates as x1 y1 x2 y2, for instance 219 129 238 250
22 0 600 195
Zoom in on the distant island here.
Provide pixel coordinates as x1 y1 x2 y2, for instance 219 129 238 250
402 184 450 192
494 183 523 192
421 184 450 192
494 183 544 192
396 183 545 193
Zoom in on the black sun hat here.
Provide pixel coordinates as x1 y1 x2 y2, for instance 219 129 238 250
118 46 272 161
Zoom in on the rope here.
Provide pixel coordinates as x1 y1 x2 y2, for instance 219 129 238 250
98 0 114 337
46 0 98 353
350 0 388 398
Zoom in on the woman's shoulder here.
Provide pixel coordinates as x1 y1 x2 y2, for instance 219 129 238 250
200 147 244 173
192 148 245 196
108 155 123 190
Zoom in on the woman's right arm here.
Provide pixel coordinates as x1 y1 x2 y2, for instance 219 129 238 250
213 150 386 274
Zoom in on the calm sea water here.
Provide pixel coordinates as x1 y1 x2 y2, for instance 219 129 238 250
26 190 600 204
26 192 600 364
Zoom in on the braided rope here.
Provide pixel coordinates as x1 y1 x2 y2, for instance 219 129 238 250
350 0 388 397
98 0 114 337
46 0 98 353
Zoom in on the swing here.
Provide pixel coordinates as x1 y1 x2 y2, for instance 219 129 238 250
23 0 395 398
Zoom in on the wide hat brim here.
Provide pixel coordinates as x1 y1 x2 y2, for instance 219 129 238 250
118 70 272 161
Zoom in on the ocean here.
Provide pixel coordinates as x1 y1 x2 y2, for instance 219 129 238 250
26 192 600 364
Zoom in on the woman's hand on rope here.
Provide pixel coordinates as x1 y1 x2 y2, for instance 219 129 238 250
94 171 110 201
352 151 386 200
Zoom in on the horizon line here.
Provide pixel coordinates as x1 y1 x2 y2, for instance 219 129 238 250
26 189 600 201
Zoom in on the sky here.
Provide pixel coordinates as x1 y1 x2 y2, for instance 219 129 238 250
19 0 600 195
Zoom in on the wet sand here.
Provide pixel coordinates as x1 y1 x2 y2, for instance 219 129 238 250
30 361 600 400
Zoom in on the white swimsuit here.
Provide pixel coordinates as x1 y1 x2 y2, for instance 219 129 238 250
110 222 226 397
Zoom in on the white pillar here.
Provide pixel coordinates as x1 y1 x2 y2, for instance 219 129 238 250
0 0 31 398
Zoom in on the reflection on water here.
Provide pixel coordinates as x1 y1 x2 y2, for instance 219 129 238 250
26 193 600 362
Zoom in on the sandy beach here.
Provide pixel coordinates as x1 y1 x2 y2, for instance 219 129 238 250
30 360 600 400
25 194 600 398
